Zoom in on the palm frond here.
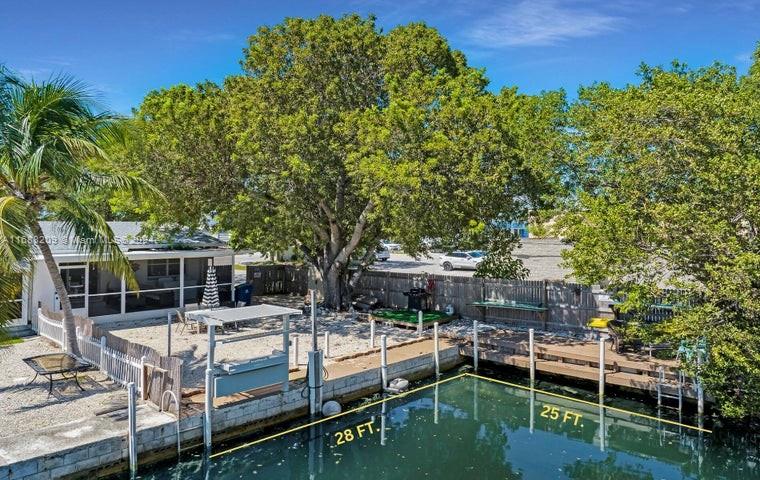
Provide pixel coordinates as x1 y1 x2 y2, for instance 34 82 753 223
54 196 138 291
0 196 33 265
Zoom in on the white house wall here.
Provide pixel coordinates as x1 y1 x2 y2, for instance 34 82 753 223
27 249 235 329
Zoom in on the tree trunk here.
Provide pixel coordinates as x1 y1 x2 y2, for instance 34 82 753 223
30 221 81 356
321 264 344 310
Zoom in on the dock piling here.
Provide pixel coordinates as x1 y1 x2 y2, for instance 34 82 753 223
529 328 535 384
293 335 299 366
324 331 330 358
417 310 423 337
380 334 388 389
127 382 137 476
473 320 479 372
370 319 376 349
433 322 440 377
204 368 213 451
598 335 606 403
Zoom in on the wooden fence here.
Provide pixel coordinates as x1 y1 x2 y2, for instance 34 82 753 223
353 272 612 333
38 308 182 414
246 264 309 296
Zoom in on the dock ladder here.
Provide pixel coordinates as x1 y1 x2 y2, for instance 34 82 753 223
656 366 685 412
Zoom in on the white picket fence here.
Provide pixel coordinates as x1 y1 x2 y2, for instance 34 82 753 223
37 308 143 393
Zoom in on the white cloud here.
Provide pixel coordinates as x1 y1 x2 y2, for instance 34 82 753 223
466 0 622 47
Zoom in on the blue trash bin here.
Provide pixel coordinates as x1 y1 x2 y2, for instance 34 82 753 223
234 283 253 306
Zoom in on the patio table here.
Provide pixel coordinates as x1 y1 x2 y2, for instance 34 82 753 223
23 353 90 394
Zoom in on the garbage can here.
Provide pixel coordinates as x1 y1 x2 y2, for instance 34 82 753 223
234 283 253 306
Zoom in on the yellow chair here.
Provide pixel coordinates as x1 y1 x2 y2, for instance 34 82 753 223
587 317 611 329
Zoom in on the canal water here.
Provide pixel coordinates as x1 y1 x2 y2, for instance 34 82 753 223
135 373 757 479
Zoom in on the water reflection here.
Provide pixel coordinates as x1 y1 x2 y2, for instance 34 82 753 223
134 377 758 480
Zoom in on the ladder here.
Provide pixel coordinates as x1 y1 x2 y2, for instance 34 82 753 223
656 366 684 412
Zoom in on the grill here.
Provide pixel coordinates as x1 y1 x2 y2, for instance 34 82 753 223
403 288 430 311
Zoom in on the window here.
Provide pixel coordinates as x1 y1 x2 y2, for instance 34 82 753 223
147 259 180 278
130 259 180 291
184 257 233 306
88 264 121 317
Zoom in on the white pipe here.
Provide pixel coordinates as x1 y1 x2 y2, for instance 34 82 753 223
417 310 423 337
167 311 172 357
598 335 606 403
128 382 138 474
433 322 440 376
310 290 318 351
204 368 213 451
529 328 535 384
293 335 299 366
370 319 376 349
473 320 479 371
380 335 388 389
324 331 330 358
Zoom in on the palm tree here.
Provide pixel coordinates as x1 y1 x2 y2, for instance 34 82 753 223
0 68 157 355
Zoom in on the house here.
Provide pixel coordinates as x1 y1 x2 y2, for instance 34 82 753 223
8 221 235 335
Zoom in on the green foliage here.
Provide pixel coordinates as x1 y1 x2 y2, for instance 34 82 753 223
0 67 159 346
559 47 760 417
129 15 564 306
473 229 529 280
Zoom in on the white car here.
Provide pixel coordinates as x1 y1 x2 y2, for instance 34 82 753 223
381 240 401 251
439 251 485 271
375 245 391 262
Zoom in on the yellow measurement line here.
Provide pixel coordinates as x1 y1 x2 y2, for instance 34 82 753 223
209 372 469 459
466 372 712 434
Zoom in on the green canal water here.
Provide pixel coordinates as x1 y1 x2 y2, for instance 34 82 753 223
135 373 758 479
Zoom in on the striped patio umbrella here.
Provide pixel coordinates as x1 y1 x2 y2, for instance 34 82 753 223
202 266 220 309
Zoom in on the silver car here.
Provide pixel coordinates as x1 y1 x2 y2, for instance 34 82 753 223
439 251 485 271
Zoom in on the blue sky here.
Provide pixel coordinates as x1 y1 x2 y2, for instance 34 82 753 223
2 0 758 113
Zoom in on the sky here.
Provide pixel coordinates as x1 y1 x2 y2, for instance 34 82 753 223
1 0 758 114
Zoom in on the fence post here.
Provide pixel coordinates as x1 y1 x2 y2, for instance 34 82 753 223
473 320 479 372
529 328 535 384
417 310 423 337
324 332 330 358
380 335 388 389
99 336 106 372
293 335 299 366
434 322 440 377
140 355 147 401
370 319 376 349
127 382 138 475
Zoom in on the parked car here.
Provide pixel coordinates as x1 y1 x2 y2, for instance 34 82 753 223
375 245 391 262
439 251 485 271
381 240 401 251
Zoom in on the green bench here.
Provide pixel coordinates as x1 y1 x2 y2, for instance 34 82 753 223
469 300 548 328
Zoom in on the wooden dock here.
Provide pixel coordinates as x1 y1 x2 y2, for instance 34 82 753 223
455 329 697 400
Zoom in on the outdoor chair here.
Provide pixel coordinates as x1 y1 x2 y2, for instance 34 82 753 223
175 308 200 335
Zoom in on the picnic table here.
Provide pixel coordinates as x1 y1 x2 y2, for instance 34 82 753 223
23 353 90 394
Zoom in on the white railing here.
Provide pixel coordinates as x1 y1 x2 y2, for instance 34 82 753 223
38 308 64 347
100 344 143 393
37 309 142 393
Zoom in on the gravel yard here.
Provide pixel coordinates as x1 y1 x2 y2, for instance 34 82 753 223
102 298 421 388
0 337 127 442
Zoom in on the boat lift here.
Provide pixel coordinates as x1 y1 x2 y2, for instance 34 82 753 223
189 304 302 451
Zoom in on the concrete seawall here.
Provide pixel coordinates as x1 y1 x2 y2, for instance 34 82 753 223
0 345 462 479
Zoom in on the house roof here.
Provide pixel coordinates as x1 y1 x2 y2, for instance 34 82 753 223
38 221 228 256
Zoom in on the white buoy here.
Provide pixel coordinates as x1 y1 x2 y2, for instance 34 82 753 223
322 400 342 417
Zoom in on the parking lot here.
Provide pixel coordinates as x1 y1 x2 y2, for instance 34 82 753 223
370 239 573 280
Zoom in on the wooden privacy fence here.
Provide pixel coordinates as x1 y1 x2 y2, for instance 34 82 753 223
38 308 182 414
243 266 616 332
246 264 308 296
353 272 613 333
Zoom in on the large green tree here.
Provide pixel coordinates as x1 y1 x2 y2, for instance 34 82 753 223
0 69 156 354
130 15 564 307
559 48 760 417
